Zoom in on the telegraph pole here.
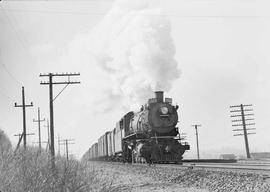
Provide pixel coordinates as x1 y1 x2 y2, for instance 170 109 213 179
14 132 35 152
192 124 201 160
59 139 75 161
44 119 50 152
33 107 45 151
230 104 256 158
58 134 61 156
14 86 33 149
40 73 80 169
14 133 23 151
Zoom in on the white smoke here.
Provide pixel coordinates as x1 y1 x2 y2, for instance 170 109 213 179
87 0 180 110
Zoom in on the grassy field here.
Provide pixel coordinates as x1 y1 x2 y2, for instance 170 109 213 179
0 130 118 192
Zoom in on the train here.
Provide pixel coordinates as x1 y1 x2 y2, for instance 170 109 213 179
86 91 190 163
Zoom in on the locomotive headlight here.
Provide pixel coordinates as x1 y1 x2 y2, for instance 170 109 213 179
160 106 168 114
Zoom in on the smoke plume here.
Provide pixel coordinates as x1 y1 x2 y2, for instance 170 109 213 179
88 0 180 110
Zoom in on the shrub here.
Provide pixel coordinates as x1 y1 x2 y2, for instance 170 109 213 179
0 131 116 192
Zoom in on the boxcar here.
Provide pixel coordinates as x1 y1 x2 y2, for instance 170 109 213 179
114 122 122 154
111 128 116 155
107 131 113 157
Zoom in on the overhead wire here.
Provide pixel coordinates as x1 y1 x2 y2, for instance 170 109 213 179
0 5 29 51
0 8 267 19
0 60 22 88
0 4 38 106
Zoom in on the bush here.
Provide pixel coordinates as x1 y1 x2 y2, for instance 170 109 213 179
0 135 115 192
0 129 12 155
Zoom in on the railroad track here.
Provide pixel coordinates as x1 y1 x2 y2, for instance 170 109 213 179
181 162 270 171
153 162 270 182
100 161 270 182
129 161 269 171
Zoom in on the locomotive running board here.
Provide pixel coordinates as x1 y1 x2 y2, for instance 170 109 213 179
123 133 148 140
150 136 177 139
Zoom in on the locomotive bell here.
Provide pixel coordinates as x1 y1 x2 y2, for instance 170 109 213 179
155 91 164 102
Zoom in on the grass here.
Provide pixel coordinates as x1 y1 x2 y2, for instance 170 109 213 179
0 131 117 192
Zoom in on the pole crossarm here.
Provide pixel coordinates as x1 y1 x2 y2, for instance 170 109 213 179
14 133 35 137
233 128 256 131
230 115 242 118
40 73 80 77
15 103 33 107
231 114 254 117
40 81 80 85
59 139 75 144
232 123 255 127
231 119 242 122
191 125 201 127
232 118 254 122
33 119 45 122
245 123 255 126
230 105 241 108
242 104 253 107
243 114 254 116
230 104 253 108
245 118 255 121
232 124 243 127
234 133 256 136
230 109 253 113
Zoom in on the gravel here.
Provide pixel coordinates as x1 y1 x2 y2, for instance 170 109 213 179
89 162 270 192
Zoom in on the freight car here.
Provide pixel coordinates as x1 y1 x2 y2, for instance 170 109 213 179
87 91 190 163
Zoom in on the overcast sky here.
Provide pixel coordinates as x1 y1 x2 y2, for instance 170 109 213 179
1 0 270 159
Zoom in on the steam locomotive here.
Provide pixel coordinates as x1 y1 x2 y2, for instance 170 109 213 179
87 91 190 163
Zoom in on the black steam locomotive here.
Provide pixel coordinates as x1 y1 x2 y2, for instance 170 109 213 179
87 91 190 163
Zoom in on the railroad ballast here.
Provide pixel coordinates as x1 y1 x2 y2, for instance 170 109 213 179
88 91 190 163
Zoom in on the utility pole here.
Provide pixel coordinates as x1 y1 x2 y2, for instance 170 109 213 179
14 86 33 149
14 132 35 152
58 134 61 156
40 73 80 169
44 119 51 152
191 124 201 160
14 133 23 151
33 107 45 151
59 139 75 161
230 104 256 158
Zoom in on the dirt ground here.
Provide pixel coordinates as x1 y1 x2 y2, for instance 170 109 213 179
88 162 209 192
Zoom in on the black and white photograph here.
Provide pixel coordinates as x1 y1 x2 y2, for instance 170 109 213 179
0 0 270 191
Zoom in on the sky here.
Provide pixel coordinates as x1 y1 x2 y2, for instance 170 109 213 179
0 0 270 159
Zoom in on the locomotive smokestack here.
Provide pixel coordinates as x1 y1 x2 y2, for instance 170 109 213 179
155 91 164 103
